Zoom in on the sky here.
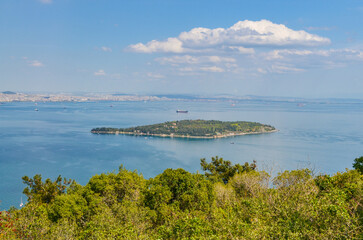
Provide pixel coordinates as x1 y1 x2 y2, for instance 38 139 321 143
1 0 363 98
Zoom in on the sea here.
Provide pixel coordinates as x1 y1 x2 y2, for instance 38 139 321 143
1 99 363 210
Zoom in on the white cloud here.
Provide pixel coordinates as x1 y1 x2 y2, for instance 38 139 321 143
225 63 238 69
39 0 52 4
257 68 267 74
254 48 363 74
94 69 106 76
156 55 199 64
305 26 335 31
156 55 235 65
129 38 184 53
147 72 165 79
111 73 121 79
256 64 304 74
208 56 236 63
264 49 316 60
270 64 304 73
152 47 363 77
127 19 363 77
179 67 194 72
128 20 330 53
264 48 363 60
200 66 225 72
101 46 112 52
226 46 255 54
29 60 44 67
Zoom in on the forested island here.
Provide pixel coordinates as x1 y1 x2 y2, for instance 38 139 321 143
91 120 277 139
1 156 362 239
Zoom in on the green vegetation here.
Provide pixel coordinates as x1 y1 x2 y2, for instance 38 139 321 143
1 157 362 239
353 156 363 174
200 156 257 183
91 120 276 138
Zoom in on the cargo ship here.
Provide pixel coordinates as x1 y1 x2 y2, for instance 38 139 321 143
176 110 188 113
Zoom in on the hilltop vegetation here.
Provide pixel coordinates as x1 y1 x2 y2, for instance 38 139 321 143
91 120 276 138
1 156 362 239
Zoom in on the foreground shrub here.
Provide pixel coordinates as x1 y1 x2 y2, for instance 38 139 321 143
1 158 362 239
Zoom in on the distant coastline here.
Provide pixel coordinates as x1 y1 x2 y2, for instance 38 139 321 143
0 92 171 103
2 91 363 104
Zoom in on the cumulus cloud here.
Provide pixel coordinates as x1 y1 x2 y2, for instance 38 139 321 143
200 66 225 72
226 46 255 54
255 64 304 74
147 72 165 79
127 19 363 77
29 60 44 67
269 64 304 73
255 48 363 74
257 68 267 74
179 67 194 72
101 46 112 52
111 73 121 79
156 55 199 65
305 26 335 31
208 56 236 63
153 47 363 76
264 49 317 60
94 69 106 76
264 48 363 61
156 55 236 65
129 38 184 53
128 20 330 53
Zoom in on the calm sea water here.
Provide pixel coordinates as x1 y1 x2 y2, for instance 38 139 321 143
1 100 363 209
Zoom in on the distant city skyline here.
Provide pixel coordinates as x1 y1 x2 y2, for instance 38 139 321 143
1 0 363 98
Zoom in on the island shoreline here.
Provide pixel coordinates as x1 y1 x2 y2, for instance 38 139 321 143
91 129 278 139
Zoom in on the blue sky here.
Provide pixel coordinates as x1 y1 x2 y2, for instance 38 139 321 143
1 0 363 98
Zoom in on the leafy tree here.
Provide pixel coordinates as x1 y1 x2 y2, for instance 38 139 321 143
48 194 88 223
5 158 362 239
200 156 256 183
22 174 73 204
144 168 214 212
230 170 270 198
13 203 52 239
353 156 363 174
273 168 313 189
144 168 214 226
85 165 146 205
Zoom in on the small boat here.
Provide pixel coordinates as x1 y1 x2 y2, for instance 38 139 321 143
20 196 24 207
176 110 188 113
34 108 39 111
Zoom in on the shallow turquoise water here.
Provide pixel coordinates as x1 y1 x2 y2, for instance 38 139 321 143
1 100 363 209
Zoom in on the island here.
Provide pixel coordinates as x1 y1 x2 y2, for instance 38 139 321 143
91 120 277 139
